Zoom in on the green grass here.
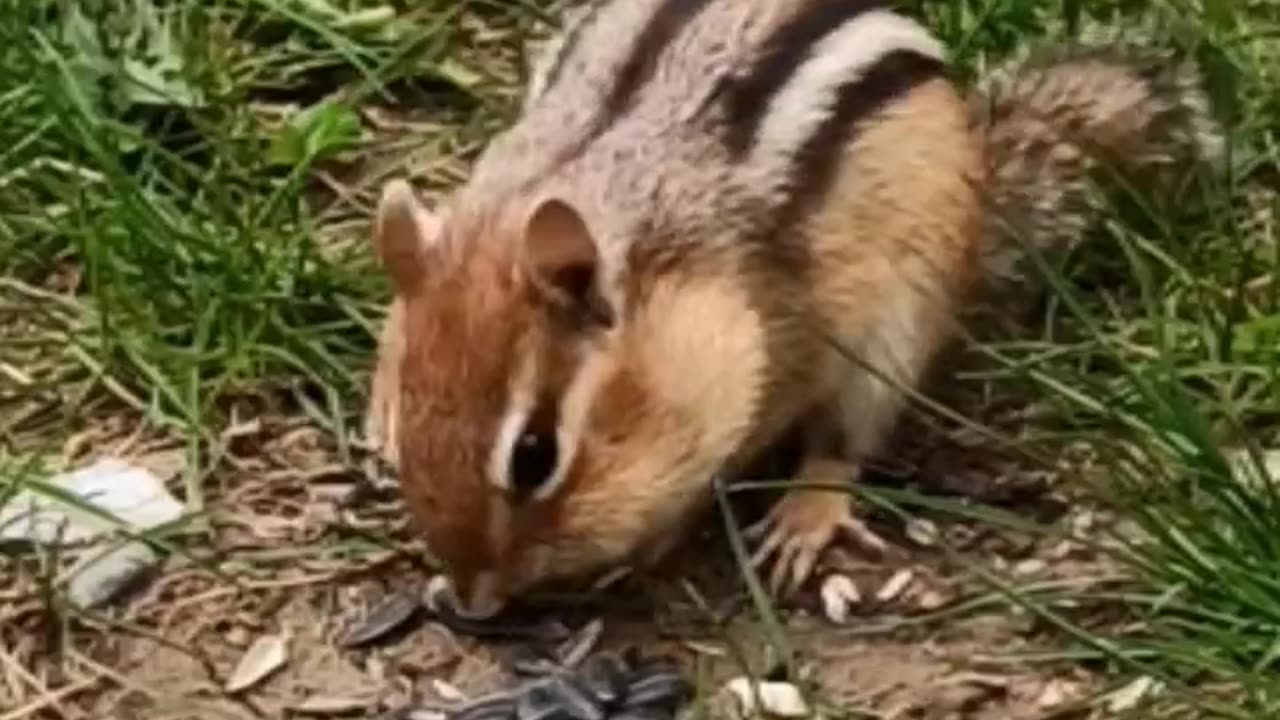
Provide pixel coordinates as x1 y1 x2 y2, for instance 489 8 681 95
899 1 1280 716
2 0 1280 717
0 0 544 448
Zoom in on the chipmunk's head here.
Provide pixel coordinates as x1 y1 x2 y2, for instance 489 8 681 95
372 180 767 618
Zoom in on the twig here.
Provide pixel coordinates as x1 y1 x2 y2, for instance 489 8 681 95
67 647 162 705
0 646 69 719
0 673 101 720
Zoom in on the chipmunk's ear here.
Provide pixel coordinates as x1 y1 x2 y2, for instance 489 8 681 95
374 179 441 293
521 197 615 328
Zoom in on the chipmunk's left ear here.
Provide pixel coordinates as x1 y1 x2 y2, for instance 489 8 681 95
374 179 442 294
521 197 616 328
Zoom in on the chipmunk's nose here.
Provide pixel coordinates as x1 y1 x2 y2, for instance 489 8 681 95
434 570 506 619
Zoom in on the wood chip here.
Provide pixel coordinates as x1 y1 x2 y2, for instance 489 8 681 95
225 633 289 693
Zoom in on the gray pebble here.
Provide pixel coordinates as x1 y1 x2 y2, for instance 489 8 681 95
67 541 158 609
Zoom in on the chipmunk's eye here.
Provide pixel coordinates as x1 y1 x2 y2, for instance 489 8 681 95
509 428 558 498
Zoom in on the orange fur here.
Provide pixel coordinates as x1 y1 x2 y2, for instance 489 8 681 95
370 75 984 614
366 5 1214 614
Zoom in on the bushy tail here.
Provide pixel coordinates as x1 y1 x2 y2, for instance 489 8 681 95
968 45 1223 294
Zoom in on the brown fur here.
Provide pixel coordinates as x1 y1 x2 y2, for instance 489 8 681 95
365 2 1218 615
369 80 982 614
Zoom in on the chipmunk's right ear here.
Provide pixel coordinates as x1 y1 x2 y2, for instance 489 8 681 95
374 179 441 293
521 197 615 328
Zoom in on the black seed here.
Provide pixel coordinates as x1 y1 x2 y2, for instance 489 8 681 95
622 672 689 711
513 657 561 678
338 590 422 648
578 654 627 707
452 692 518 720
427 594 570 643
546 676 605 720
515 680 575 720
556 618 604 668
608 710 671 720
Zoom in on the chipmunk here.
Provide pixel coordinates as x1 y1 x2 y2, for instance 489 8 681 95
364 0 1220 618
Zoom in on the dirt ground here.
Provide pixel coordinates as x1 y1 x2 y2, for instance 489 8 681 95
1 397 1129 720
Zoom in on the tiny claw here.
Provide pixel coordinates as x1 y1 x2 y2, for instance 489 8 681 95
749 523 783 570
840 517 889 557
765 538 797 597
788 544 819 594
746 486 889 602
743 516 772 543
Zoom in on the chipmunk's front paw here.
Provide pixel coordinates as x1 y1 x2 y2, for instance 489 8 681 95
746 463 887 598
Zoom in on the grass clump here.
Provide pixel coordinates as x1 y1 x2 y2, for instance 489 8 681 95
0 0 549 450
897 0 1280 716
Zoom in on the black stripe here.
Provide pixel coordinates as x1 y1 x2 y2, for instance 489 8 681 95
602 0 717 126
538 0 609 97
775 50 947 232
519 0 715 192
721 0 891 158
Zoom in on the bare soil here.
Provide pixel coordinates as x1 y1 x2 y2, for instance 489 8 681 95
1 402 1125 720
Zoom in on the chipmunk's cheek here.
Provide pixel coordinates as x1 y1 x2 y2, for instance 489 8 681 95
514 544 555 588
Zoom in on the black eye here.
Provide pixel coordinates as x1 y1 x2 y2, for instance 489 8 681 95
510 428 558 498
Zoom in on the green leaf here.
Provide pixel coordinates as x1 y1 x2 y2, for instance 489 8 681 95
267 101 362 166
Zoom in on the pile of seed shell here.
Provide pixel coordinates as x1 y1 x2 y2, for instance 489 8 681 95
449 651 691 720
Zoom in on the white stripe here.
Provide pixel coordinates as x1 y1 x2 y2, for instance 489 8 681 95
751 10 945 172
488 352 538 491
534 347 612 502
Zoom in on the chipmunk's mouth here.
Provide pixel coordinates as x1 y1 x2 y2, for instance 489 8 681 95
426 573 506 620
